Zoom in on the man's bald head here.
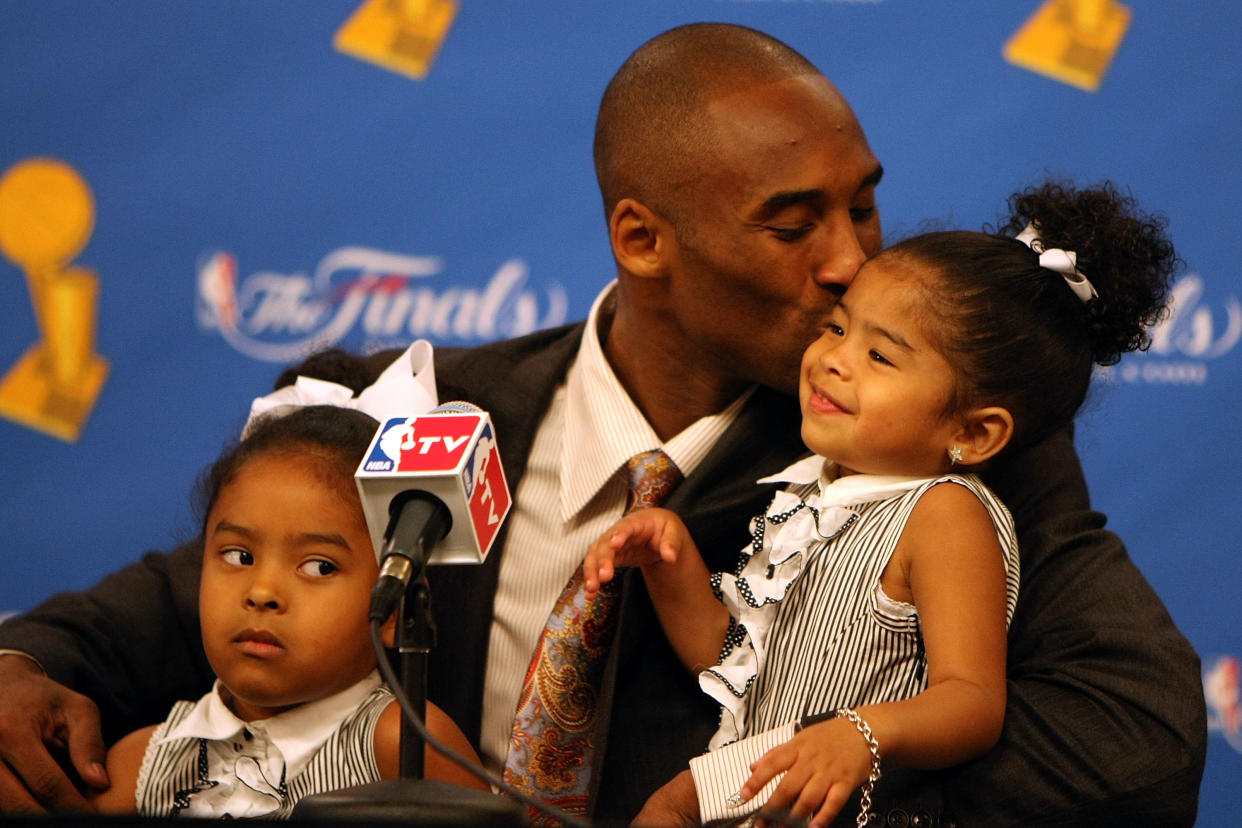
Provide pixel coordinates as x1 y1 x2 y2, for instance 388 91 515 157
593 23 824 229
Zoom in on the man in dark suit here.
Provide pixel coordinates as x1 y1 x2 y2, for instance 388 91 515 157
0 23 1205 826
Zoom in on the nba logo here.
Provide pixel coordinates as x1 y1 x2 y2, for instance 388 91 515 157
1204 654 1242 753
462 423 510 554
376 414 479 472
356 411 510 565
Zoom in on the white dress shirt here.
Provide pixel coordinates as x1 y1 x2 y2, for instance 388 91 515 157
479 282 752 770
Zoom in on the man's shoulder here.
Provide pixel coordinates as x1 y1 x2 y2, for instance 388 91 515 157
434 323 585 401
434 323 584 372
364 324 585 402
979 425 1089 534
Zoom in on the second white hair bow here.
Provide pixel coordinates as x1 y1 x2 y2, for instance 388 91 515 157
1015 222 1099 304
242 339 438 437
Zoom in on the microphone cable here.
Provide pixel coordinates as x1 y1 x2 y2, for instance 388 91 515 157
370 620 592 828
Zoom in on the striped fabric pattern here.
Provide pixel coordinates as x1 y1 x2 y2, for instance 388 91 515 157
724 474 1019 741
135 685 393 818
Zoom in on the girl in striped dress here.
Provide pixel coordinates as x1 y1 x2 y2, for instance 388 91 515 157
583 182 1177 827
89 404 486 817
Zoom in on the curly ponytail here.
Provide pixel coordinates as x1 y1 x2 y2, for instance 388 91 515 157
883 181 1178 455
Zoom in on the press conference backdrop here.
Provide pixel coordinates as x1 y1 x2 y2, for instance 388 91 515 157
1 0 1237 821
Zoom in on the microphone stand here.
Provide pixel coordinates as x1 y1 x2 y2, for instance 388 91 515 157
399 565 433 781
292 497 526 826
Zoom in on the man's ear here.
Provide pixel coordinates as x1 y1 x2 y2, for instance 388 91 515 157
953 405 1014 466
608 197 673 279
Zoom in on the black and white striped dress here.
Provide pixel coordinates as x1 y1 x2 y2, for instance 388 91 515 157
134 679 393 818
701 461 1019 751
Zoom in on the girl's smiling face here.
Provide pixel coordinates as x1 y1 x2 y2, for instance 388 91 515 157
799 255 963 478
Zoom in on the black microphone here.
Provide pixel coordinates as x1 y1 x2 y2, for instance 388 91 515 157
297 402 529 826
357 402 511 622
369 491 451 623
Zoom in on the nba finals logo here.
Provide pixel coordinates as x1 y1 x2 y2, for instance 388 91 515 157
1204 654 1242 754
335 0 457 81
0 158 109 442
1004 0 1132 92
196 247 568 362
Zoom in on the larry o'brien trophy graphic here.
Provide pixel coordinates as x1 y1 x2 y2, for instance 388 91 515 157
334 0 457 81
0 158 109 442
1004 0 1131 92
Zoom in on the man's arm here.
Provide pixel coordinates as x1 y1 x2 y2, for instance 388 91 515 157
0 541 214 811
947 429 1207 826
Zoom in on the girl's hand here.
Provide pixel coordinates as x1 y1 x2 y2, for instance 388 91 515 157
740 718 873 828
583 507 688 599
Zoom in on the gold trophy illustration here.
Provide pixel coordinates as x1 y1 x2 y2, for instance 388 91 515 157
1004 0 1132 92
0 158 109 441
334 0 458 81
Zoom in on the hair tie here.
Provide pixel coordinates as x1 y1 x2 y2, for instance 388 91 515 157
242 339 438 437
1015 222 1099 304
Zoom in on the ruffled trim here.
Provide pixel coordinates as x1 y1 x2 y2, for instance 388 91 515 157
700 465 933 751
699 490 860 750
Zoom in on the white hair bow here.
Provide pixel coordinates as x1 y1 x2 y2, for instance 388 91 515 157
1015 222 1099 304
242 339 438 437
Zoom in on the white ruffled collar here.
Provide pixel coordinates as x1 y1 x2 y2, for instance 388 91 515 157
700 457 934 749
156 671 383 817
758 454 932 497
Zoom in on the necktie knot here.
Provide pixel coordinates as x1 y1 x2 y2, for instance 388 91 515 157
624 448 682 512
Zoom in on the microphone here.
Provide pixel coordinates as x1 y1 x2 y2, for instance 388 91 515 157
357 402 512 622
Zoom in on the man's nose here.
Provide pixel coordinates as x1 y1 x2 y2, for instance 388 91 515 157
813 214 869 291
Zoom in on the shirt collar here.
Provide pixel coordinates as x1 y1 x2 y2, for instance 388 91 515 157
758 454 936 507
161 670 383 781
561 281 752 520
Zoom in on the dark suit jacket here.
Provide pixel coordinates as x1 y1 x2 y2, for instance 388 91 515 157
0 323 1206 826
426 324 811 823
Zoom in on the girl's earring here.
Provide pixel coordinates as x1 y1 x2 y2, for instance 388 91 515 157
948 445 963 465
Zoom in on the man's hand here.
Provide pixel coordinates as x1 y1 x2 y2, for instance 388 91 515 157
631 768 701 827
0 653 108 813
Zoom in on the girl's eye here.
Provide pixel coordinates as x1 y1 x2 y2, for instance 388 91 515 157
869 349 893 366
765 224 813 242
827 322 845 337
298 559 338 578
221 548 253 567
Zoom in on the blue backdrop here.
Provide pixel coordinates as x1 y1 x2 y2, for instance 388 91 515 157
2 1 1238 822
